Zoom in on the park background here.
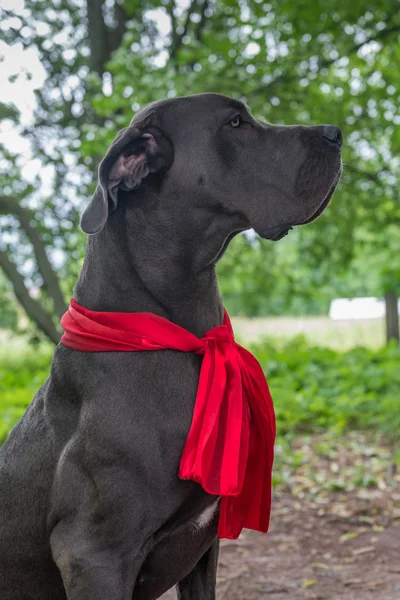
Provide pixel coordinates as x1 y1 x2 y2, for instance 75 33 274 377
1 0 399 598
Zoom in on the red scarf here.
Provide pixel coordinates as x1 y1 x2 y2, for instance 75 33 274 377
61 299 275 539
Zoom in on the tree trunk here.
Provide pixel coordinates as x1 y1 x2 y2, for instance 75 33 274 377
384 291 399 344
86 0 110 76
86 0 130 76
0 196 67 320
0 252 61 344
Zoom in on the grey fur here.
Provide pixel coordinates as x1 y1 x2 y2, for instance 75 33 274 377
0 93 341 600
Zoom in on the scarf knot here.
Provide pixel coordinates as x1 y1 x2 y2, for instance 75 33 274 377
201 323 235 349
61 299 275 540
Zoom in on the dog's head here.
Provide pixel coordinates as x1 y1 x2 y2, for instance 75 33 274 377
81 93 342 245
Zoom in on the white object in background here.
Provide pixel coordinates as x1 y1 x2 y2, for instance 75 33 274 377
329 297 393 320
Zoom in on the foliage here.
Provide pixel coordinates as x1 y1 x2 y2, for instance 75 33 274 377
218 232 340 317
255 337 400 441
1 1 400 337
0 343 52 443
0 274 18 330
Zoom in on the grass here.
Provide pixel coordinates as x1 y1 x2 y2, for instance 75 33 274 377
232 316 386 350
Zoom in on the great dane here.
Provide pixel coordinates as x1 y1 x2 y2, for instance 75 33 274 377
0 93 342 599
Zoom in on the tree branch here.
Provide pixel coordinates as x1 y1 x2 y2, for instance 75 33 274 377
166 1 178 47
249 21 400 97
0 196 67 319
169 0 197 60
85 0 130 129
195 0 209 43
86 0 109 75
0 251 61 344
108 2 130 56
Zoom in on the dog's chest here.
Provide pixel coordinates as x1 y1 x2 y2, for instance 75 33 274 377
192 499 219 531
134 497 219 598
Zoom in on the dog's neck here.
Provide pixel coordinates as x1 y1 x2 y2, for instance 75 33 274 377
74 197 244 336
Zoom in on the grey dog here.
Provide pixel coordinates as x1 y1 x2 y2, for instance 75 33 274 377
0 93 342 600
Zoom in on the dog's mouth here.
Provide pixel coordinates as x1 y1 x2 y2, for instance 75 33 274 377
265 169 341 242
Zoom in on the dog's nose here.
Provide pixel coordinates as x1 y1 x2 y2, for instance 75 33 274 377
322 125 342 148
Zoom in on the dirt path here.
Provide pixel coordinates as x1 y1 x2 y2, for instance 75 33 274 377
162 487 400 599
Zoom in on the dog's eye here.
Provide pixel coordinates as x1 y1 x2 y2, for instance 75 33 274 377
229 115 243 128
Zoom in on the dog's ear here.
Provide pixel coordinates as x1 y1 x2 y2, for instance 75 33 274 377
81 124 173 234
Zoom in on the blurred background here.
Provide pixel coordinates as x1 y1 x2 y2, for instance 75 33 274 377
1 0 399 598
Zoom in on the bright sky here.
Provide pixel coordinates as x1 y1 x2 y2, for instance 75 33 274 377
0 44 44 161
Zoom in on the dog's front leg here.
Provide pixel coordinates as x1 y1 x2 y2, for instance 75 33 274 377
176 540 219 600
50 521 139 600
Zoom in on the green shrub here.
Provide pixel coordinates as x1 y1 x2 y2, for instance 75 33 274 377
251 336 400 441
0 347 52 444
